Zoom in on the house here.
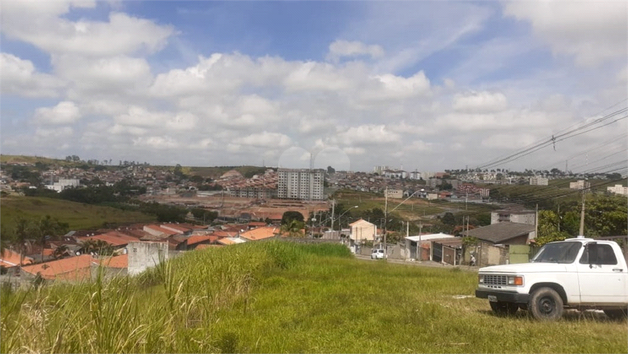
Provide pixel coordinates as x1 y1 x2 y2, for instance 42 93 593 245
20 254 94 282
77 231 139 250
239 226 278 241
0 249 34 271
185 235 218 250
385 189 403 199
405 233 456 261
490 209 535 225
349 219 377 242
461 222 536 267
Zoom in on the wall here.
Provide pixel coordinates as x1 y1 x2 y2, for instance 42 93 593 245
127 241 169 276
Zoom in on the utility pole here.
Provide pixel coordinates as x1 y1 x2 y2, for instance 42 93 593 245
579 187 586 236
418 222 423 262
330 199 336 235
384 187 388 256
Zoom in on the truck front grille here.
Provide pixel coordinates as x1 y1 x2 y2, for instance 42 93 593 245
484 275 507 286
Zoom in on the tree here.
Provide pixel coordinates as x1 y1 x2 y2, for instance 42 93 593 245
281 211 304 225
81 239 114 256
535 210 569 246
281 219 305 237
53 245 69 259
327 166 336 174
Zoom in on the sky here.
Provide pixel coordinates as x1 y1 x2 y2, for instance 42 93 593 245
1 0 627 173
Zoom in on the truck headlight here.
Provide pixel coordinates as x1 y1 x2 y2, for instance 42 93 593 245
478 275 484 284
508 276 523 286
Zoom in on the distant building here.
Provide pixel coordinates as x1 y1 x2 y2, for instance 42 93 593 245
45 178 80 192
491 209 536 225
349 219 377 242
373 166 390 175
277 168 325 200
385 189 403 199
569 180 590 190
408 170 421 180
383 169 406 179
607 184 628 196
529 177 549 186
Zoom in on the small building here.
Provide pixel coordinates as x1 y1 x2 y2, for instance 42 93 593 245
607 184 628 196
349 219 377 242
127 241 169 276
385 189 403 199
462 222 536 267
491 209 535 225
529 177 549 186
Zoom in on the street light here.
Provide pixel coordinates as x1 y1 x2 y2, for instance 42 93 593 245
383 189 420 259
333 205 358 239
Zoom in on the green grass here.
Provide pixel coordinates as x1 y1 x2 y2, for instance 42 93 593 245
1 241 626 353
0 196 155 230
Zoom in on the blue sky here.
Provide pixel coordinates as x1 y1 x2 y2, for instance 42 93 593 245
1 1 626 173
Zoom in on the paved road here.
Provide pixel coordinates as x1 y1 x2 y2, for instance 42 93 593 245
354 254 480 272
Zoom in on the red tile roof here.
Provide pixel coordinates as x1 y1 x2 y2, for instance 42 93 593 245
21 254 93 281
240 226 278 241
97 254 128 269
187 235 217 246
77 231 138 247
0 249 33 268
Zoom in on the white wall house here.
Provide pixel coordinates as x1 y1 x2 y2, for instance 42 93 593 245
349 219 377 242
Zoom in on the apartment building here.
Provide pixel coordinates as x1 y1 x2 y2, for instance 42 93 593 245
277 168 325 200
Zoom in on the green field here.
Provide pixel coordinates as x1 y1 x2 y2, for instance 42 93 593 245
0 196 155 230
2 241 625 353
333 189 496 221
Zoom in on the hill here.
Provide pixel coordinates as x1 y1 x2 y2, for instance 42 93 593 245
0 196 155 230
1 241 625 353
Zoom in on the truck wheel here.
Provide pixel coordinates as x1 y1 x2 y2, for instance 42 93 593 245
529 287 563 321
489 301 519 316
603 309 628 320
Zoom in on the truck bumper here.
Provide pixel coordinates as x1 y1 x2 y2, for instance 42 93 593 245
475 289 530 304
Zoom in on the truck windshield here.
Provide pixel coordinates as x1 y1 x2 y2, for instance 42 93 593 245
531 242 582 263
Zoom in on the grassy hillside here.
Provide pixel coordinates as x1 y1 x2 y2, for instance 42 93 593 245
1 241 625 353
0 196 155 230
0 154 70 165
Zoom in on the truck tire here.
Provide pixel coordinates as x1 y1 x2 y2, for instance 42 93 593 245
489 301 519 316
603 309 628 320
529 287 563 321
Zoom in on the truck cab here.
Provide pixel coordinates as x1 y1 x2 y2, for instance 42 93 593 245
475 237 628 320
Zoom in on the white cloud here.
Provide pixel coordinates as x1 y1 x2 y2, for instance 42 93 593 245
327 40 384 62
453 91 508 113
0 53 64 97
54 55 153 95
1 1 174 57
481 133 537 149
503 1 627 67
33 101 81 124
133 136 179 149
234 132 292 149
336 125 401 146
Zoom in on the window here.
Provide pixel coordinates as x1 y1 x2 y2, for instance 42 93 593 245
579 244 617 265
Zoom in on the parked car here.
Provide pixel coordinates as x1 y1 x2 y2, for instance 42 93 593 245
371 249 385 259
476 236 628 320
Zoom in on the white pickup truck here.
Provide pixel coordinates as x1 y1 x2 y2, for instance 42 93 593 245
475 236 628 320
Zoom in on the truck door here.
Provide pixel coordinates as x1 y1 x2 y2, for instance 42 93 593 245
577 243 627 304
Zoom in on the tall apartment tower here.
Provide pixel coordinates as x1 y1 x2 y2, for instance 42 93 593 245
277 168 325 200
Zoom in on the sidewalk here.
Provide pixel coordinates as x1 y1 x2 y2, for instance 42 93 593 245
354 254 480 272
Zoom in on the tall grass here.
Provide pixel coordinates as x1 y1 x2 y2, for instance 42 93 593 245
1 241 625 353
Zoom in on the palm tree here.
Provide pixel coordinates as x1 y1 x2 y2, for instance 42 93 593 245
52 245 69 259
81 239 114 256
281 220 305 238
14 217 30 266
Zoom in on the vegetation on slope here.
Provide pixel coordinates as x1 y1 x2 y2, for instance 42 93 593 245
0 196 155 231
2 241 625 353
